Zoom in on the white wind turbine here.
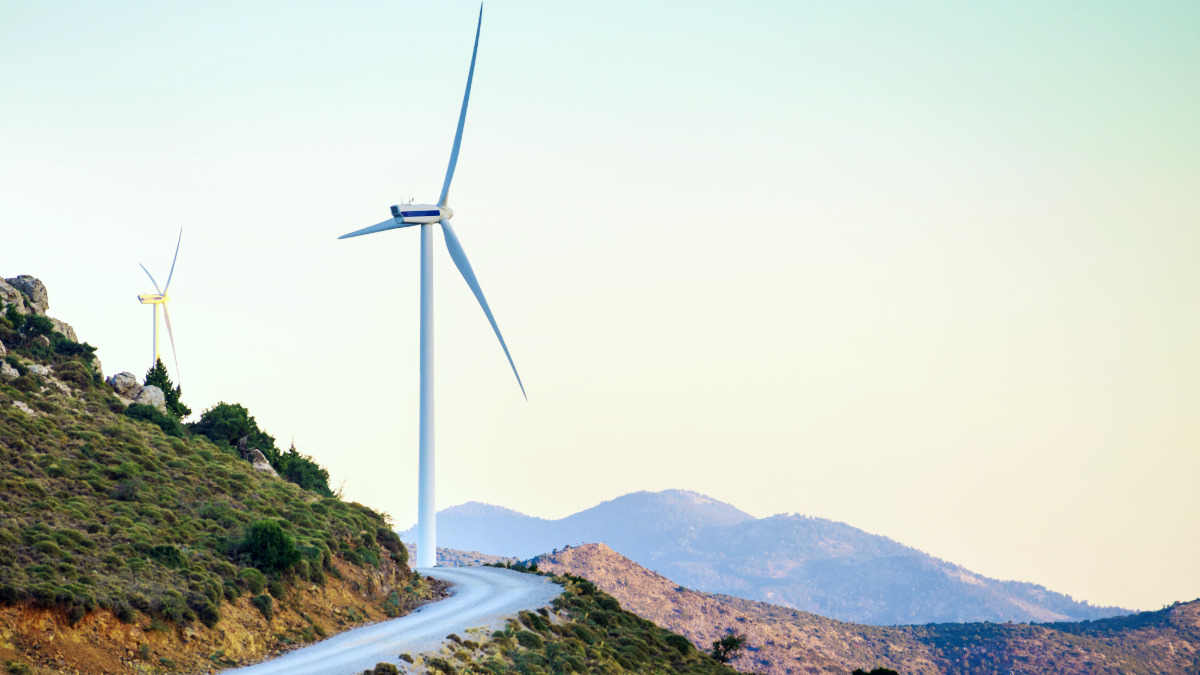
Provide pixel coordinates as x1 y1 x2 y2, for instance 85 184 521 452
338 5 525 569
137 230 182 382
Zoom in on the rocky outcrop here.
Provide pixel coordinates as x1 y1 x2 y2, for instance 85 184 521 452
2 275 84 350
12 400 39 416
237 436 280 477
105 372 166 412
0 278 28 315
135 384 166 410
5 275 49 314
106 372 141 398
48 317 78 342
0 339 6 357
1 360 17 380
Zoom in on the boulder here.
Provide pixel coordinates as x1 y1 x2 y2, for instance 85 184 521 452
48 317 78 342
4 275 49 314
0 339 5 357
34 335 50 347
135 384 166 411
238 437 280 477
0 360 17 380
26 363 50 377
0 279 27 315
106 372 142 398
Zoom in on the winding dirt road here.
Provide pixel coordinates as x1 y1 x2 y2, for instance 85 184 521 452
221 567 561 675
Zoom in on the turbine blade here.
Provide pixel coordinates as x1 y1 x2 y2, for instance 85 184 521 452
162 302 181 387
439 220 526 399
139 264 163 294
338 218 417 240
437 4 483 208
163 229 182 293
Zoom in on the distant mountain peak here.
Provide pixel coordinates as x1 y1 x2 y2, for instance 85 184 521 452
440 501 536 518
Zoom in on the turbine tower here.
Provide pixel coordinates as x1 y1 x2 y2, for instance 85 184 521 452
137 230 183 382
338 5 525 569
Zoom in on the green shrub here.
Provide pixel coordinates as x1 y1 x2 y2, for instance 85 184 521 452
251 593 273 620
240 520 299 572
238 568 266 594
196 602 220 628
113 601 136 622
666 634 693 655
148 545 187 569
125 404 185 437
55 360 93 389
515 630 544 650
425 657 457 675
33 539 62 557
371 664 399 675
354 547 380 568
190 402 275 455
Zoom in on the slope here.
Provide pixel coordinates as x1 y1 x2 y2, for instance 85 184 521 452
534 543 1200 675
0 277 438 675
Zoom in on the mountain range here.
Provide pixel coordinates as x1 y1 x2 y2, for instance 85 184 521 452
402 489 1128 625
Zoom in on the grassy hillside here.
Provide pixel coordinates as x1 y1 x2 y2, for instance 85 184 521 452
0 284 437 674
535 543 1200 675
405 572 744 675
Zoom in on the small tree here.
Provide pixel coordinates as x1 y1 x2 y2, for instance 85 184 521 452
144 358 191 420
190 402 276 456
276 442 334 497
710 633 747 664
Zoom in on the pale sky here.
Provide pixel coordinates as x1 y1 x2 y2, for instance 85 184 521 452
2 1 1197 613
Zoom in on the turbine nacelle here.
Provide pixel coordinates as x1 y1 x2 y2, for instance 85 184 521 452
389 203 454 223
138 293 168 304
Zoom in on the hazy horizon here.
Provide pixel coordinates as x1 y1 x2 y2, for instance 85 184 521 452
3 1 1197 612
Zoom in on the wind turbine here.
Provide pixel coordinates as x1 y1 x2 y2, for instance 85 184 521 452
338 5 524 569
137 230 182 382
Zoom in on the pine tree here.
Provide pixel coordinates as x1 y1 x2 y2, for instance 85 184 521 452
144 358 192 420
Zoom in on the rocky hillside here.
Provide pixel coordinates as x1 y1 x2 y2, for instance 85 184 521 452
406 490 1128 625
534 544 1200 675
0 276 442 674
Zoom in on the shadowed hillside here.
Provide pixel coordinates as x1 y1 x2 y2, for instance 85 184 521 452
404 490 1128 624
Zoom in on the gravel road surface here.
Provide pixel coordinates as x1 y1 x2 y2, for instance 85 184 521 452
221 566 561 675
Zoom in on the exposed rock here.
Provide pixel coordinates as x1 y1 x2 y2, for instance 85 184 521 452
34 335 50 347
0 339 5 357
0 278 28 315
106 372 142 398
91 355 103 381
135 384 166 411
26 363 49 377
4 275 49 314
48 317 78 342
238 436 280 477
12 400 38 416
0 360 17 380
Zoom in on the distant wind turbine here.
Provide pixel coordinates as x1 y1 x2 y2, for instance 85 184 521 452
338 5 525 569
137 229 182 382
